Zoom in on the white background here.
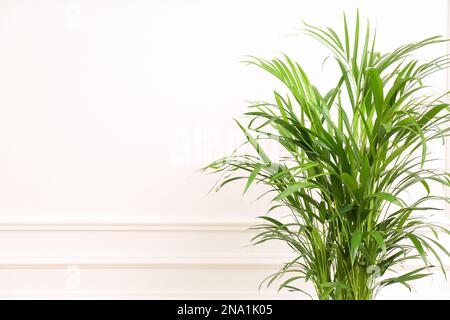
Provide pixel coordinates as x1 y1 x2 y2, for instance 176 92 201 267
0 0 448 299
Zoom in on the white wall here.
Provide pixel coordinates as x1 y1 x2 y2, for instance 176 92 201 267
0 0 448 299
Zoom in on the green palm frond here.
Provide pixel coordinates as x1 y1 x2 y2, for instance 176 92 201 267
202 11 450 300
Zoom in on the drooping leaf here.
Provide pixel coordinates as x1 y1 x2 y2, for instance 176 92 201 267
371 231 386 254
273 182 317 201
243 164 263 194
351 230 363 264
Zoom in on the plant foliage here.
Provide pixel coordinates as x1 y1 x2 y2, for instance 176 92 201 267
203 12 450 299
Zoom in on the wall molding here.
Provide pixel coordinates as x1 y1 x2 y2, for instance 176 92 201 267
0 289 448 300
0 254 290 269
0 217 258 231
0 290 300 300
0 217 448 231
0 257 446 270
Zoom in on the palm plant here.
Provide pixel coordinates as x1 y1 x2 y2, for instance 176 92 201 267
203 12 450 300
